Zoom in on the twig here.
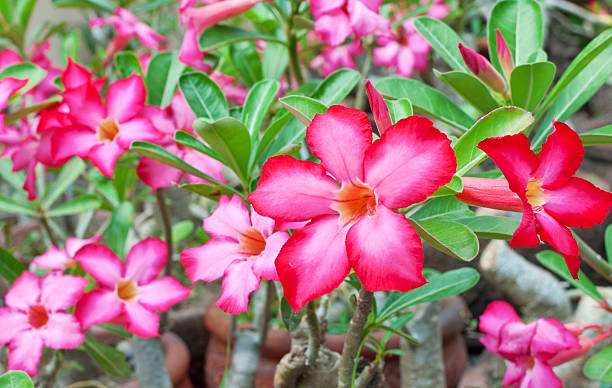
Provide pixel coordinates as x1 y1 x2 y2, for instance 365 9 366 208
354 43 374 111
39 212 59 246
65 381 110 388
305 301 321 365
156 188 173 332
286 1 304 85
574 232 612 283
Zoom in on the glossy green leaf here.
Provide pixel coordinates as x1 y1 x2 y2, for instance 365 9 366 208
411 197 473 221
102 202 134 258
536 250 603 302
42 158 86 208
194 117 251 184
115 52 143 78
527 50 547 63
146 51 186 107
0 159 25 191
61 31 80 64
0 1 13 24
47 194 100 217
0 371 34 388
510 62 555 112
179 183 235 201
252 111 293 168
430 176 463 198
0 247 26 284
606 225 612 263
375 77 474 132
280 297 305 331
172 220 194 243
378 268 480 322
180 72 229 120
409 219 479 261
454 216 519 240
579 125 612 146
279 95 327 126
413 16 469 72
174 130 225 164
584 346 612 383
51 0 114 12
16 0 36 30
311 68 360 106
82 337 130 378
435 70 500 114
230 42 263 86
0 194 37 217
263 42 288 80
453 107 534 176
0 63 46 98
97 323 132 338
242 79 280 139
199 25 283 51
388 98 413 124
488 0 544 70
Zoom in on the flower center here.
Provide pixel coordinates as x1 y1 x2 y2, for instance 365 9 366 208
526 179 545 208
524 356 535 370
98 119 119 142
331 180 377 226
238 228 266 256
28 305 49 329
116 280 139 302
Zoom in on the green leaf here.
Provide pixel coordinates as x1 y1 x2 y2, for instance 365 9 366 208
0 194 37 217
0 1 13 24
180 72 229 120
280 297 304 331
488 0 544 70
430 176 463 198
0 247 26 284
172 220 194 243
536 250 603 302
174 131 225 164
378 268 480 322
194 117 251 184
97 323 132 338
179 183 235 201
579 125 612 146
263 42 288 80
252 111 293 168
15 0 36 31
0 159 26 191
375 77 475 132
230 42 263 86
0 371 34 388
42 158 86 208
61 31 80 64
435 70 500 114
279 95 327 126
311 68 360 106
411 197 474 221
51 0 114 12
454 216 520 240
47 194 100 217
584 346 612 383
0 63 46 98
146 51 186 107
388 98 413 124
115 52 143 78
242 79 280 139
527 49 547 63
453 107 534 176
102 202 134 258
606 225 612 263
409 219 479 262
413 16 469 72
82 337 130 378
3 96 62 125
199 25 283 51
509 62 555 112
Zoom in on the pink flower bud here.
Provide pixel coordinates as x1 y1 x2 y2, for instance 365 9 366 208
456 177 523 212
185 0 267 31
458 43 506 93
496 29 514 81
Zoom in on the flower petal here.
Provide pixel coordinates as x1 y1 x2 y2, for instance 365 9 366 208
180 239 242 282
124 237 167 284
88 141 124 177
502 363 526 387
216 260 260 315
250 206 275 238
137 156 184 191
65 235 102 257
365 81 392 135
106 75 146 123
478 133 538 195
75 289 123 329
0 77 27 110
543 177 612 228
314 11 352 46
6 272 41 311
276 215 351 312
116 117 161 149
75 244 123 287
497 321 536 363
0 309 28 346
510 200 540 249
479 301 521 337
183 147 226 184
531 318 580 360
533 121 584 190
40 274 88 312
202 195 251 240
364 116 455 209
39 312 85 349
346 206 426 292
138 277 191 312
51 126 98 161
252 231 290 281
32 246 70 271
248 156 338 222
8 330 43 376
535 211 580 278
124 302 160 338
528 358 563 388
306 105 372 183
65 84 106 129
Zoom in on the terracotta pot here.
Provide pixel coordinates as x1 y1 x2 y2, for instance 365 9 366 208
204 295 470 388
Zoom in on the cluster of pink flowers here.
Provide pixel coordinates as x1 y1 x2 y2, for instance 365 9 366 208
0 238 190 376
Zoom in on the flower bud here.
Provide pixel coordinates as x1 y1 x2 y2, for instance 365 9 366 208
458 43 506 93
496 29 514 82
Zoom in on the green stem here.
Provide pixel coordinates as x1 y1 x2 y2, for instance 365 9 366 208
286 2 304 85
354 44 374 111
305 301 321 365
39 212 59 247
574 232 612 283
156 188 173 332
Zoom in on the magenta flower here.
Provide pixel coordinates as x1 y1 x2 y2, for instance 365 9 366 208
458 42 506 93
33 235 101 271
311 39 363 77
0 272 88 376
52 74 161 177
181 196 289 314
496 29 514 81
75 238 191 338
248 104 456 311
479 301 610 388
137 91 225 190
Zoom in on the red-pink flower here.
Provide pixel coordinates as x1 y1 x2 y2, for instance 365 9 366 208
180 196 289 314
33 235 101 271
311 39 363 77
479 301 610 388
458 42 506 93
52 74 161 177
74 238 191 338
0 77 27 130
459 121 612 278
137 92 225 190
248 104 456 311
0 271 88 376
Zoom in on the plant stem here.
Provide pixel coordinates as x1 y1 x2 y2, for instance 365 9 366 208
305 301 321 365
338 288 373 388
286 1 304 86
574 232 612 283
354 44 374 111
156 188 173 332
39 213 59 246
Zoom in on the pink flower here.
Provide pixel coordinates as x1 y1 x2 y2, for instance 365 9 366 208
374 18 431 77
310 0 390 46
28 41 62 103
210 72 248 105
178 21 212 72
479 301 610 388
74 238 191 338
458 121 612 278
137 91 225 190
33 235 102 271
496 29 514 81
91 8 164 65
248 103 456 311
180 196 289 314
458 42 506 93
52 74 161 177
0 272 88 376
311 39 363 77
0 77 28 130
